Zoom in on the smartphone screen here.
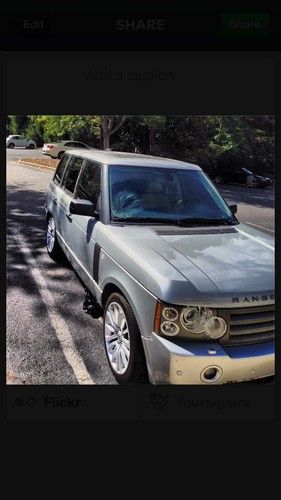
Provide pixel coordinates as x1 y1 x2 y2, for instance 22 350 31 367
1 2 279 476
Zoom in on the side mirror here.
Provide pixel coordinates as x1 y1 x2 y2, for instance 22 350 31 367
69 199 98 217
229 204 237 215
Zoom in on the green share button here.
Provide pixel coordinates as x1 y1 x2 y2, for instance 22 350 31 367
221 13 269 38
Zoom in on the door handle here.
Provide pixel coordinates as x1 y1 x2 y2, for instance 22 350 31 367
66 213 72 222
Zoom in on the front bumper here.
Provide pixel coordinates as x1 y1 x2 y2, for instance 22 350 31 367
143 333 274 384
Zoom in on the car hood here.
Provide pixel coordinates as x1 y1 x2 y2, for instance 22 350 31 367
98 222 274 306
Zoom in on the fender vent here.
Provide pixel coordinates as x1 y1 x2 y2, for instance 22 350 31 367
93 243 101 283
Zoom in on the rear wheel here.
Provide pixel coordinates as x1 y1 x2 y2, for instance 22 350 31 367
104 293 148 384
46 216 65 262
8 143 15 149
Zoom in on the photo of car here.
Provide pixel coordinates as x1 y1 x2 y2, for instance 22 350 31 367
45 149 274 385
6 135 36 149
212 166 272 188
42 140 90 159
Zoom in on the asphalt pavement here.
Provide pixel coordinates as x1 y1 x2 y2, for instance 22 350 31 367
7 154 117 385
6 150 275 385
6 147 44 160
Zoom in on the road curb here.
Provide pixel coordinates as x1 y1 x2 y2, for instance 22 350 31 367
17 159 56 171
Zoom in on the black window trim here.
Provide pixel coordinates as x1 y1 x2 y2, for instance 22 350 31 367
53 152 71 187
60 155 86 197
73 159 102 204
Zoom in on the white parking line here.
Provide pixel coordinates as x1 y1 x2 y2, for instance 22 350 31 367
15 231 95 385
245 221 274 234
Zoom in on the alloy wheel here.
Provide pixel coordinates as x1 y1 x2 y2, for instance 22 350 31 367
104 302 130 375
47 217 55 253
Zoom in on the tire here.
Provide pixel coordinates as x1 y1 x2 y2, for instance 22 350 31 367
103 293 149 384
58 151 65 159
214 176 223 184
8 143 15 149
46 216 65 262
28 143 35 149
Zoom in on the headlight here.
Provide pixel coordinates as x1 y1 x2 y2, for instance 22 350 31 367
154 302 227 340
162 307 179 321
205 316 227 339
161 321 179 336
180 306 212 334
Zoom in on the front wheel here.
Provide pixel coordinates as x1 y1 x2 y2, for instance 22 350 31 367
28 143 35 149
46 216 65 262
103 293 148 384
57 151 65 159
8 143 15 149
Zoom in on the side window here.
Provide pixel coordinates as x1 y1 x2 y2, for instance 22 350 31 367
75 160 101 208
53 154 69 184
61 156 84 195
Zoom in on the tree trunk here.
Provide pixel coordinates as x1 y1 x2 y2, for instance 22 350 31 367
149 127 155 155
102 116 110 149
101 115 127 150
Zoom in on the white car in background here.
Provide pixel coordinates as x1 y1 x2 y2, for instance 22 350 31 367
6 135 36 149
42 140 90 159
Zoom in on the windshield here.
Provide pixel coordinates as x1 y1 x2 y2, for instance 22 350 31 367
109 165 236 225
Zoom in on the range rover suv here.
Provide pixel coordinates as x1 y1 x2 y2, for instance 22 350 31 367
45 150 275 384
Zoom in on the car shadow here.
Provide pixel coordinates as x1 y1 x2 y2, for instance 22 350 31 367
6 184 71 297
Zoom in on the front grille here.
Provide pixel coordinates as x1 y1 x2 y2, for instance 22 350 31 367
219 305 275 346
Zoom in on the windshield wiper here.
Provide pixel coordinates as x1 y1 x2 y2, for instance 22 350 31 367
112 217 177 224
112 216 236 225
176 217 236 226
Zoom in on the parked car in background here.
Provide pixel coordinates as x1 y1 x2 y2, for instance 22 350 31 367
6 135 36 149
45 150 274 385
212 166 272 188
42 140 90 159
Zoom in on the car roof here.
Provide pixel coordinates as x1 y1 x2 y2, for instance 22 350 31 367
65 149 202 170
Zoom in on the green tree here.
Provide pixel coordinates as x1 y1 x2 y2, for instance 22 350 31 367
141 116 166 154
8 115 29 135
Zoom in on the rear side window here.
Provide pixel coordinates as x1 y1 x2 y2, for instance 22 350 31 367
53 154 69 184
61 156 84 194
75 160 101 208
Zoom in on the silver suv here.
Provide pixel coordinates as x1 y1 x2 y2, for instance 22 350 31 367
45 150 275 384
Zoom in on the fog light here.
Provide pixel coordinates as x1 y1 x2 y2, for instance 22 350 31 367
200 365 223 383
161 321 179 336
205 316 227 339
204 367 218 380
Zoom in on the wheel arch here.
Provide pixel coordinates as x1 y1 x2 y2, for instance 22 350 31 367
102 281 130 310
99 271 157 341
45 209 53 221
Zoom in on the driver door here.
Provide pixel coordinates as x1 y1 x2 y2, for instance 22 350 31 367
71 160 101 278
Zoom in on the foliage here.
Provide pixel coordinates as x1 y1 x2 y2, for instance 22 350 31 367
6 115 275 174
